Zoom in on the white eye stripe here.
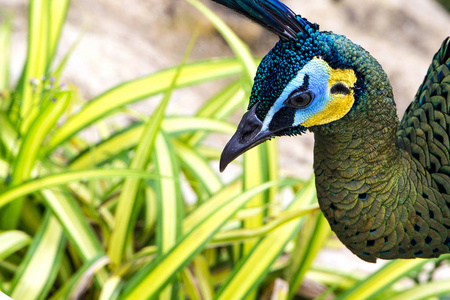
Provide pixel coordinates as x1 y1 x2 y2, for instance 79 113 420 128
262 73 305 131
262 57 332 130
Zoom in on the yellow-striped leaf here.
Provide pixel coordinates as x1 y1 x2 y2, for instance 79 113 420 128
242 146 267 252
182 180 242 233
40 189 108 284
2 92 70 229
47 58 245 151
0 12 11 90
10 214 65 300
337 259 433 300
18 0 51 132
287 212 331 298
185 81 246 147
107 30 194 266
0 231 31 261
180 268 202 300
387 279 450 300
50 255 109 300
0 169 160 209
154 132 183 299
172 138 222 196
216 177 317 299
47 0 70 64
99 275 123 300
0 112 20 157
69 117 235 170
192 255 214 300
211 205 318 245
0 158 9 180
120 180 282 299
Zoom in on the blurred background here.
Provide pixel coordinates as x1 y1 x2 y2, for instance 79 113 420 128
1 0 450 297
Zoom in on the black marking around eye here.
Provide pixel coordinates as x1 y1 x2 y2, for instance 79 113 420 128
269 107 296 131
285 91 313 109
290 74 310 95
330 83 351 95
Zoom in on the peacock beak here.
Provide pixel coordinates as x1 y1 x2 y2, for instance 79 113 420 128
220 104 274 172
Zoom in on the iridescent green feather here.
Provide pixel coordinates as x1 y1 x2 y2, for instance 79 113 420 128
313 37 450 262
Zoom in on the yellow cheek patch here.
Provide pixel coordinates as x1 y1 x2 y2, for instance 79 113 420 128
302 68 357 127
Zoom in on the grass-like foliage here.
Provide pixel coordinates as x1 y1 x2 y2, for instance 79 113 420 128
0 1 450 299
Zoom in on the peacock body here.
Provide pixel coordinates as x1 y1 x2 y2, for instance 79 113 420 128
215 0 450 262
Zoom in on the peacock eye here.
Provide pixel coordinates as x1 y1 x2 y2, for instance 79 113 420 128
285 91 314 109
330 83 351 95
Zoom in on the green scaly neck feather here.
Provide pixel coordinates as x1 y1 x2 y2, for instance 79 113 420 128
312 38 450 262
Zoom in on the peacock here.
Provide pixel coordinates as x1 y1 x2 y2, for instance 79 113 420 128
215 0 450 262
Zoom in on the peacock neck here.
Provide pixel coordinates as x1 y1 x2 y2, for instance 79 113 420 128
312 89 401 188
311 93 407 262
311 92 450 262
314 33 403 177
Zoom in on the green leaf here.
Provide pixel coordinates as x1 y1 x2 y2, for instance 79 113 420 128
40 189 108 284
11 92 70 185
142 187 157 242
47 58 245 151
172 138 222 196
10 213 65 300
241 131 278 255
120 180 282 299
2 92 71 229
306 267 361 291
187 0 274 258
211 205 319 245
242 145 270 252
50 255 109 300
0 231 31 261
264 139 279 216
182 180 242 233
192 256 214 300
65 256 109 300
388 279 450 300
0 169 161 209
0 158 9 180
215 177 317 300
194 81 245 119
287 212 331 298
155 133 183 255
99 275 122 300
0 112 19 157
180 268 202 300
0 11 11 90
337 259 431 300
154 132 183 299
51 31 82 80
18 0 50 132
107 29 195 266
47 0 70 65
184 81 246 147
165 117 236 136
69 117 235 170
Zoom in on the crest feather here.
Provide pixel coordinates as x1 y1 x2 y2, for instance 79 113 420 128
211 0 312 39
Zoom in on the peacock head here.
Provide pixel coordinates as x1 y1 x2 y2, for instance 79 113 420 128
218 0 383 172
